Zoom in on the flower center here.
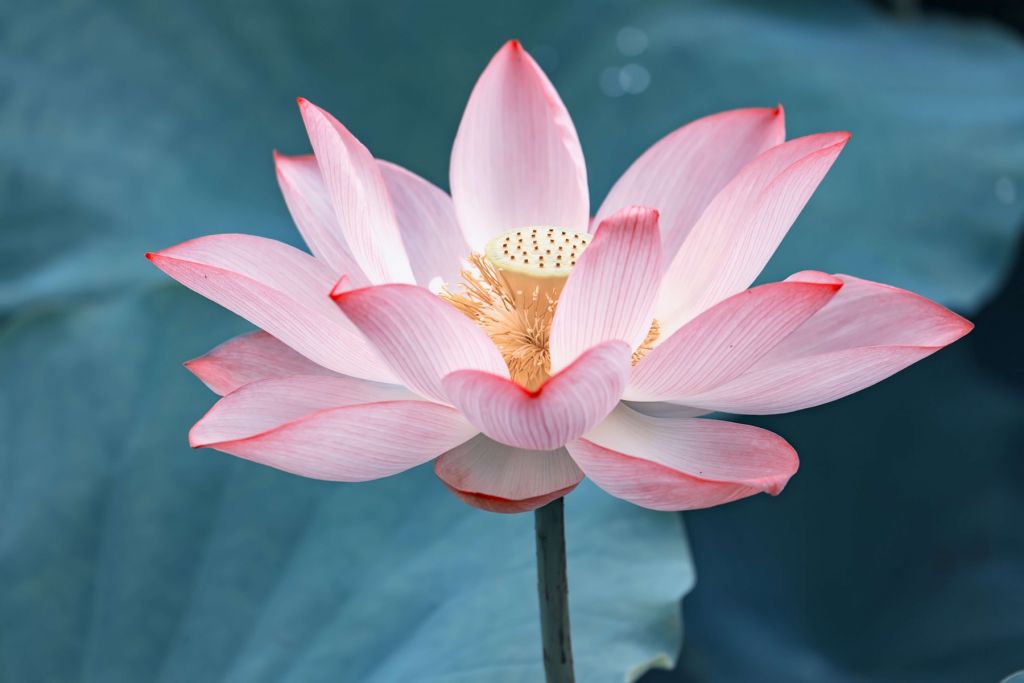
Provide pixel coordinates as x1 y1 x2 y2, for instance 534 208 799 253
483 226 590 299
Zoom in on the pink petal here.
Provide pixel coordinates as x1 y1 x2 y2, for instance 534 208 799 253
549 206 662 373
680 274 973 414
332 284 509 403
594 106 785 265
297 98 415 284
442 340 631 451
566 405 798 511
450 40 588 251
625 272 842 401
273 152 369 286
378 160 469 287
658 132 850 336
146 234 394 383
434 434 583 513
190 375 474 481
185 331 339 396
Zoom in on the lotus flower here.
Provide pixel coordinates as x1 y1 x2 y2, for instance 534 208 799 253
148 40 971 514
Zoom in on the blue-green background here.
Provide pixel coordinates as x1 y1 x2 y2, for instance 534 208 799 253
2 0 1023 681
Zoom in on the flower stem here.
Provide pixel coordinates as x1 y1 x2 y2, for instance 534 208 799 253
534 497 575 682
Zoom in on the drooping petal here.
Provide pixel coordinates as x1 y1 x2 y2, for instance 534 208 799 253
450 40 588 251
273 152 369 286
332 283 509 403
566 405 798 511
594 106 785 265
146 234 395 383
658 132 850 336
625 272 842 401
549 206 661 373
190 375 474 481
434 434 583 513
442 341 631 451
297 98 415 284
185 331 338 396
378 160 469 287
678 274 973 414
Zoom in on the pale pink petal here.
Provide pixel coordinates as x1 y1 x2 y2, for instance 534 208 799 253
549 206 661 373
185 331 339 396
298 98 415 284
189 375 474 481
273 152 369 286
434 434 583 513
658 132 850 336
625 272 842 401
378 160 469 287
566 405 798 511
442 341 631 451
595 106 785 266
450 40 588 251
680 274 973 414
147 234 395 383
332 284 509 403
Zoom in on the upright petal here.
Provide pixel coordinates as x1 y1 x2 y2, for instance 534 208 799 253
566 405 798 511
379 161 469 287
146 234 394 383
678 274 973 414
625 273 842 401
595 106 785 265
450 40 588 251
442 341 630 451
548 206 661 373
273 152 369 286
332 284 509 403
658 132 850 336
298 98 415 284
189 375 474 481
185 331 338 396
435 434 583 513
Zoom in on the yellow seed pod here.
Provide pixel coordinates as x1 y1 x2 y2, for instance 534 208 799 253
483 226 590 298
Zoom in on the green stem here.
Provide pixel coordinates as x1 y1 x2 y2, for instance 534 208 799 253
534 497 575 683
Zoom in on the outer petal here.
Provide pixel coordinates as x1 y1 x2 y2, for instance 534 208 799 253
549 206 661 373
442 341 631 451
658 132 850 336
332 284 509 403
146 234 394 383
450 40 588 251
185 331 338 396
679 274 973 414
566 404 798 511
297 98 415 284
190 375 474 481
378 161 469 287
273 152 369 286
594 106 785 265
625 272 842 401
434 434 583 513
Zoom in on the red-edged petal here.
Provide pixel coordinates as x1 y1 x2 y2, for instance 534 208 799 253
594 106 785 265
297 98 415 284
680 274 973 414
625 272 842 401
378 160 469 287
185 331 339 396
434 434 582 513
566 405 798 511
658 132 850 336
146 234 394 383
549 205 661 372
273 152 369 286
450 40 588 251
189 375 474 481
332 284 509 403
442 341 630 451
